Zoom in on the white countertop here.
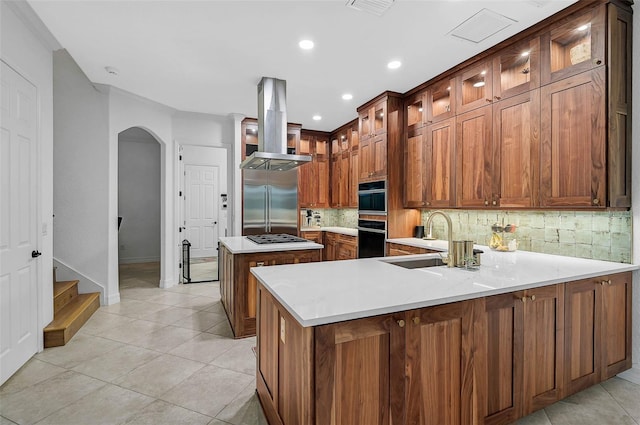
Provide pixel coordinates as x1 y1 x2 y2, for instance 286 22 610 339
387 238 448 252
219 236 323 254
300 226 358 237
251 247 637 327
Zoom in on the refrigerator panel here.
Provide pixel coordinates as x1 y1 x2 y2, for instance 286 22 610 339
267 170 298 235
242 170 268 235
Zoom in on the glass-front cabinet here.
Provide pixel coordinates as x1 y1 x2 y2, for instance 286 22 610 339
427 78 455 123
492 37 540 100
541 4 605 84
457 61 493 113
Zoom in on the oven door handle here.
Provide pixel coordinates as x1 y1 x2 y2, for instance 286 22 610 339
357 227 387 234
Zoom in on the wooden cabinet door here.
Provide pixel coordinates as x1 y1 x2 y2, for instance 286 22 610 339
427 78 456 124
359 137 372 181
241 118 259 160
457 61 493 114
339 152 350 207
316 158 329 208
493 90 540 208
315 313 405 425
371 134 387 179
600 272 632 379
540 68 606 207
541 4 605 85
492 37 540 101
564 277 601 396
474 294 523 425
348 149 359 207
373 100 388 136
406 92 427 130
522 285 564 415
324 232 337 261
298 161 315 208
426 118 456 207
406 301 474 425
359 106 373 139
330 154 341 208
404 128 427 207
456 106 493 207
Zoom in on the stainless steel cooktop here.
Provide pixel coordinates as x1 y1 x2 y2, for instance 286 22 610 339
246 234 309 244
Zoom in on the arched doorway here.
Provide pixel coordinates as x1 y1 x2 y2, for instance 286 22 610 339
117 127 161 288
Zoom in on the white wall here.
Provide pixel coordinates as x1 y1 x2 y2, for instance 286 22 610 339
118 130 161 264
107 87 175 296
1 0 58 347
52 49 110 302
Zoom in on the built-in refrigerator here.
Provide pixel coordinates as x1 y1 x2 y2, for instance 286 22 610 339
242 169 298 236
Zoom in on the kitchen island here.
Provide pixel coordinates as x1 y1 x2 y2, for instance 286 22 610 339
218 236 322 338
252 247 636 425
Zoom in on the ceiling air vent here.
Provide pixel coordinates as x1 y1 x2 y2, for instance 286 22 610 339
346 0 395 16
448 9 517 44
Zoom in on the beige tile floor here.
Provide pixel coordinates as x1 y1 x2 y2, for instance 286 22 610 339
1 262 639 425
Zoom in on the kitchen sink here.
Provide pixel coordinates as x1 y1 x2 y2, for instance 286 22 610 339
382 256 446 269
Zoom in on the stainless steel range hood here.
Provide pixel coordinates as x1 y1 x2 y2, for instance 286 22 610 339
239 77 311 171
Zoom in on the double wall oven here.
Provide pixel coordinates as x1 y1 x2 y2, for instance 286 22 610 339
357 180 387 258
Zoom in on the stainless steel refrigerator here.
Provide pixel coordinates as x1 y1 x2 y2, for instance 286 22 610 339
242 169 298 236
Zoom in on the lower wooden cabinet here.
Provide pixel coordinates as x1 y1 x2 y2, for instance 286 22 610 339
405 301 474 425
301 230 322 245
256 272 632 425
324 232 357 261
475 284 564 425
219 245 321 338
386 242 438 256
564 272 632 396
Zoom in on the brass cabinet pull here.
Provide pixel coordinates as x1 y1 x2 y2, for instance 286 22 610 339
521 296 527 303
530 295 536 301
397 319 406 328
594 59 602 65
413 317 420 325
607 279 612 285
256 262 265 267
593 198 600 205
494 96 502 100
486 99 492 103
484 200 489 206
492 200 497 206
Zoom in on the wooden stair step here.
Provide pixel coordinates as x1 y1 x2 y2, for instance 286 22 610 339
44 292 100 348
53 280 79 315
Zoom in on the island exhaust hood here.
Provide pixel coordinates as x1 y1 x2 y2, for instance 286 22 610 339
239 77 311 171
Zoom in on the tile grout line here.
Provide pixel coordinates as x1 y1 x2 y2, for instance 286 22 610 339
599 382 640 425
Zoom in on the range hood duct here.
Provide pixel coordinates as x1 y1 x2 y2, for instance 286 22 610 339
239 77 311 171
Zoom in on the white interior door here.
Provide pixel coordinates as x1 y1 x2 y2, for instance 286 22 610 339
185 165 219 258
0 61 39 385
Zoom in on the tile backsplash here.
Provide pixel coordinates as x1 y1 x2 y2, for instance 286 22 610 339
308 208 357 228
421 210 632 263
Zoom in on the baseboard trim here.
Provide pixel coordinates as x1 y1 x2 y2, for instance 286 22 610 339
105 292 120 305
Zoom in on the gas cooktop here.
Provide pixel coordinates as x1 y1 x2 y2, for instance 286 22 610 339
246 234 309 244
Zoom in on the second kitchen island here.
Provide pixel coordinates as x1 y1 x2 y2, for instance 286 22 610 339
219 236 323 338
252 249 636 425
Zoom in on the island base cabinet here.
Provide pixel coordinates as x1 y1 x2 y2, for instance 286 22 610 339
405 301 474 425
564 272 632 397
474 285 565 425
257 284 314 425
315 314 405 425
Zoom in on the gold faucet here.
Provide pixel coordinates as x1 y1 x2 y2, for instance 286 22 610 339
425 210 454 267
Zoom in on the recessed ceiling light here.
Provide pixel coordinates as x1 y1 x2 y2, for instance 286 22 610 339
312 115 322 121
577 24 589 31
299 39 314 50
473 81 486 88
342 93 353 100
387 60 402 69
105 66 119 76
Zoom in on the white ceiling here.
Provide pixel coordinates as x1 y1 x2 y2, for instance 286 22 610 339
28 0 577 131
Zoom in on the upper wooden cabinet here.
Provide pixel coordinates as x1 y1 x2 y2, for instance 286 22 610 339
241 118 301 160
492 37 541 100
298 130 330 209
456 61 493 114
403 0 631 210
329 120 358 208
358 93 402 182
540 68 605 208
541 4 606 85
427 78 456 124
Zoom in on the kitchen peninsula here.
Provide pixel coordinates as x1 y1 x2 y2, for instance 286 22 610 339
252 248 636 425
218 235 322 338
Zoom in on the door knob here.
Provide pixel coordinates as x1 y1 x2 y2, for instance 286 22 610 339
31 250 42 258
